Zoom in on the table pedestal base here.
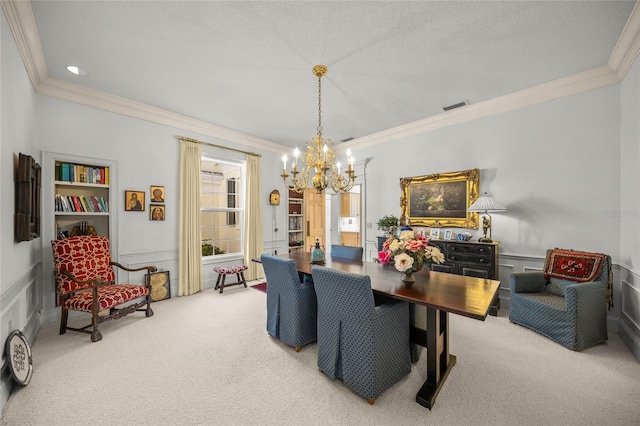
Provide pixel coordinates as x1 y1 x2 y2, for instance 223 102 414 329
416 354 456 409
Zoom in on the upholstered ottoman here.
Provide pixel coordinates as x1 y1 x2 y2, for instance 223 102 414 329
213 264 248 293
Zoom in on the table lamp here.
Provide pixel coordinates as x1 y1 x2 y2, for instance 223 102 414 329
467 192 506 242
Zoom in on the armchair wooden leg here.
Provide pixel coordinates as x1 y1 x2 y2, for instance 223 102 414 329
367 398 376 405
145 293 154 317
59 307 69 335
294 346 301 352
91 312 102 342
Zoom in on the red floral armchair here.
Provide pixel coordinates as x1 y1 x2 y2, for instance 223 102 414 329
51 236 157 342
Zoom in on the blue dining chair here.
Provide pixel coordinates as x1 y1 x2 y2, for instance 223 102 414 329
330 244 364 260
311 266 411 404
260 254 317 352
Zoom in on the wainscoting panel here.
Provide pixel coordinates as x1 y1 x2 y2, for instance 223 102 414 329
1 263 42 414
620 266 640 361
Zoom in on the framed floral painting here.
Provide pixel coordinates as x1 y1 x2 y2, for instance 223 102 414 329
400 168 480 228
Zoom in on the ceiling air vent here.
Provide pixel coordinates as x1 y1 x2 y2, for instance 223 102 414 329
443 101 469 111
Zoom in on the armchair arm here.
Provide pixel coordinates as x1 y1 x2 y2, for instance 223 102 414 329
110 261 157 273
510 271 547 293
565 280 606 306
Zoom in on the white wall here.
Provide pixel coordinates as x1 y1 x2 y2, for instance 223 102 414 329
619 54 640 360
0 8 40 413
35 96 286 323
358 86 621 259
354 83 625 326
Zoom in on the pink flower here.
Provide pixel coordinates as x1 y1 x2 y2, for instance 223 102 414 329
378 250 392 265
404 239 424 253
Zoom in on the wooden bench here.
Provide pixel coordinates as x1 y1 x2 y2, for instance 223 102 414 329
213 264 248 293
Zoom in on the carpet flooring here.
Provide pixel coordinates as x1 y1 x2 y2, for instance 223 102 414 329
2 286 639 425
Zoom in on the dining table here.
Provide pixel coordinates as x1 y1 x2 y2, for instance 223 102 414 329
254 251 500 409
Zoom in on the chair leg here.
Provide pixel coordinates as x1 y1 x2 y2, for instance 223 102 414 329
219 274 226 293
59 306 69 335
214 274 222 290
239 272 247 288
367 398 376 405
91 313 102 342
145 292 154 317
294 346 301 352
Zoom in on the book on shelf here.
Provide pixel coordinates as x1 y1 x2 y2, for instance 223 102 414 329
56 162 109 184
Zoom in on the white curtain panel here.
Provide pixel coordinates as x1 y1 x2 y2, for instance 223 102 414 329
178 140 203 295
244 154 264 280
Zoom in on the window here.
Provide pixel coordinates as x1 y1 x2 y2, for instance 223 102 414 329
201 159 244 257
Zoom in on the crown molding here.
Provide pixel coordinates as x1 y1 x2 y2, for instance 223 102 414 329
342 65 619 152
609 0 640 81
36 76 283 152
1 0 47 86
3 0 640 155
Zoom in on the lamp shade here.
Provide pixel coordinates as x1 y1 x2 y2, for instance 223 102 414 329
467 192 506 213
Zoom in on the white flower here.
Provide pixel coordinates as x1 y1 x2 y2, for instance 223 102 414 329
388 239 402 251
394 252 414 272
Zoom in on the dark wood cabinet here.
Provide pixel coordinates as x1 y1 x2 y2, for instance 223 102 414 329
428 240 500 316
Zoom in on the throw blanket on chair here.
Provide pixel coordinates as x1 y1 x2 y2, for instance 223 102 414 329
544 248 613 309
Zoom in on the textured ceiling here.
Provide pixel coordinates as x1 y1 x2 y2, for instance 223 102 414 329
30 1 635 148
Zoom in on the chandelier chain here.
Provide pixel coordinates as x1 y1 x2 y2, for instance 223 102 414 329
317 73 323 138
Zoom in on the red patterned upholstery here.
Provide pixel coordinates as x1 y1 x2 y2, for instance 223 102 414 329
213 264 248 274
65 285 149 312
51 236 156 342
52 236 116 295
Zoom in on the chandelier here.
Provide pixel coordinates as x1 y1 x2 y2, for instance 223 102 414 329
281 64 356 194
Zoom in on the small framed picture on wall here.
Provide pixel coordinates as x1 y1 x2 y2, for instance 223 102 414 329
150 185 165 203
125 190 145 211
444 229 452 240
430 228 440 240
150 204 165 221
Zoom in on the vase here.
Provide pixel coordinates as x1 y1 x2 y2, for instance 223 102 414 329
401 272 415 283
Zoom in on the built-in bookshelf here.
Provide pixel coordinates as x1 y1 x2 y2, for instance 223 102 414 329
42 152 118 312
288 189 305 252
54 161 111 238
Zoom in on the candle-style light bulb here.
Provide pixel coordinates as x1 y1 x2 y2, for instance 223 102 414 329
282 155 288 171
336 161 342 175
322 144 327 162
293 147 299 167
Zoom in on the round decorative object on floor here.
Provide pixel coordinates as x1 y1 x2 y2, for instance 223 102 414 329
5 330 33 386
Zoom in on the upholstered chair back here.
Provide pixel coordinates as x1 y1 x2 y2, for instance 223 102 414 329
260 254 317 350
51 236 115 295
330 244 364 261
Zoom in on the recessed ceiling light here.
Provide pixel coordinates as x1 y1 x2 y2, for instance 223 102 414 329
66 65 87 76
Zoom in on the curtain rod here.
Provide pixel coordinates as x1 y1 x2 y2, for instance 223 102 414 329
176 136 262 158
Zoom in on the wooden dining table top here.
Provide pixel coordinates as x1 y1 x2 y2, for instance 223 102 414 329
264 251 501 321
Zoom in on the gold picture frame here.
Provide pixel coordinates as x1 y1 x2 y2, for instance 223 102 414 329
400 168 480 228
147 271 171 302
124 190 145 211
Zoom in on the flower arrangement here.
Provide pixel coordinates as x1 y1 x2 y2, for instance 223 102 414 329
377 229 445 275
